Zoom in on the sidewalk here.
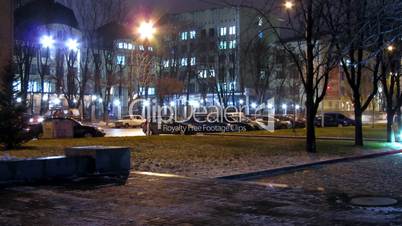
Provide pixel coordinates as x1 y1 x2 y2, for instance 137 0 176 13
0 172 401 225
206 133 386 142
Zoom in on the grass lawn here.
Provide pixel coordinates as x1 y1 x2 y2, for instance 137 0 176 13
1 135 397 177
245 124 387 140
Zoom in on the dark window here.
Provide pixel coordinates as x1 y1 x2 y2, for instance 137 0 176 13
201 29 207 38
209 28 215 37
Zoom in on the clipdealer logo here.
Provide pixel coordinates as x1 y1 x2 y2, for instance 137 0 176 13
128 98 276 132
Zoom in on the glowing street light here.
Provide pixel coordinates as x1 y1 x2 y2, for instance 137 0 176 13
239 99 244 105
53 98 61 105
284 1 294 9
91 95 98 102
40 35 55 48
113 99 121 107
251 102 257 109
138 21 156 40
282 104 288 115
143 100 150 107
16 97 22 103
65 38 79 51
170 101 175 107
267 103 274 109
387 45 395 52
295 104 300 110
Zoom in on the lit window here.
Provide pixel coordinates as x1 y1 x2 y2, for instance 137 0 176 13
198 69 215 78
181 58 188 66
229 40 236 49
43 81 52 93
163 60 169 68
28 81 39 92
219 41 227 49
190 57 196 66
148 46 153 51
148 88 155 95
181 32 188 40
229 26 236 35
123 43 128 49
258 17 263 26
139 45 145 51
189 30 196 39
118 42 124 49
117 55 125 65
128 43 133 50
220 27 227 36
13 81 21 92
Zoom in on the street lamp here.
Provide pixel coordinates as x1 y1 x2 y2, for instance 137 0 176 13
387 45 395 52
65 38 79 51
284 1 294 9
251 102 257 109
113 99 121 107
282 104 288 115
91 95 98 102
40 35 55 48
138 21 156 40
239 99 244 105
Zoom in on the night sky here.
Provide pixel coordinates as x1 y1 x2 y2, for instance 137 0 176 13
134 0 221 13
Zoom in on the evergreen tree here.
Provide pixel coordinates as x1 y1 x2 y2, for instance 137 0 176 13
0 64 29 149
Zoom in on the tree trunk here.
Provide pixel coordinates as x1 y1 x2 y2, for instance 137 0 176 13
305 94 316 153
397 108 401 142
354 96 364 146
386 110 394 142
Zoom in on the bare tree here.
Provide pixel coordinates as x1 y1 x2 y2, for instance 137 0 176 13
325 0 402 146
14 41 35 111
36 43 51 115
241 0 339 153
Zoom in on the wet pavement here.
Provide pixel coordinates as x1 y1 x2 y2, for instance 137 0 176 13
0 167 402 225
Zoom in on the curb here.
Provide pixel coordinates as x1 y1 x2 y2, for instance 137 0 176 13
217 149 402 181
205 133 386 142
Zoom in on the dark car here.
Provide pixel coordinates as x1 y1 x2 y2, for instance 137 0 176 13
315 113 355 127
281 115 306 128
33 118 105 138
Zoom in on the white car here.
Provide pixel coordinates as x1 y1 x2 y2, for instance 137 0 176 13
115 115 146 128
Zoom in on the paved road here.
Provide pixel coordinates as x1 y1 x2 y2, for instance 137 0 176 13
103 128 145 137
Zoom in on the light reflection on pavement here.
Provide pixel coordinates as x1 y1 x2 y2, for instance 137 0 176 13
102 128 145 137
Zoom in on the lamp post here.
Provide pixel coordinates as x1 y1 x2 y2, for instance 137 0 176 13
136 20 156 136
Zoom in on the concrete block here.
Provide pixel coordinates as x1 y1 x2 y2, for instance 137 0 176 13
65 146 131 175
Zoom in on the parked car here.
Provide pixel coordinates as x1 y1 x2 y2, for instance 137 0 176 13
253 116 290 130
280 115 306 128
115 115 146 128
32 118 106 138
315 113 355 127
186 114 256 133
142 117 196 135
